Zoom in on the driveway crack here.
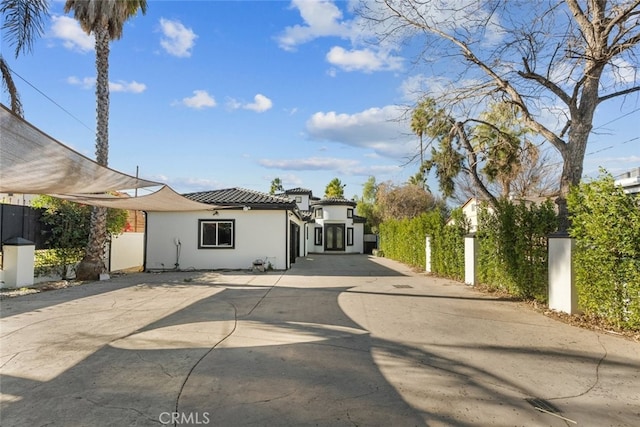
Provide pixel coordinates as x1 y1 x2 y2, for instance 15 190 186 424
548 334 608 401
173 301 238 426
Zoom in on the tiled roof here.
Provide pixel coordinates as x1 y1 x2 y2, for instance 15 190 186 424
183 188 296 209
300 210 314 221
284 187 313 195
310 197 357 207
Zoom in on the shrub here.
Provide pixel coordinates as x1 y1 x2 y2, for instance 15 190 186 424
568 172 640 330
32 196 128 280
379 209 465 280
477 199 557 301
431 208 467 280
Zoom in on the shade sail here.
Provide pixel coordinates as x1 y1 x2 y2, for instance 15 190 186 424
0 104 220 211
0 104 159 194
51 185 219 211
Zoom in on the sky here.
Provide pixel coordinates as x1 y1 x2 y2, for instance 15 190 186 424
2 0 639 201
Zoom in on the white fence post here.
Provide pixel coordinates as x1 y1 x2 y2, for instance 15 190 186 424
464 233 477 286
1 237 35 288
425 235 432 273
548 232 579 314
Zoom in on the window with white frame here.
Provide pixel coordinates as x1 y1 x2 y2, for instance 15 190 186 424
199 219 235 248
295 196 302 203
347 227 354 246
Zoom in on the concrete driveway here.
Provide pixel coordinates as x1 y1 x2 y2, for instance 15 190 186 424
1 254 638 426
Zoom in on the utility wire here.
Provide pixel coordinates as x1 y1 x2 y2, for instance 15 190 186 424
8 66 94 133
592 107 640 131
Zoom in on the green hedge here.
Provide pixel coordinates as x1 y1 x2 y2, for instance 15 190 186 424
568 172 640 329
477 199 557 301
379 209 466 280
377 175 638 331
430 209 466 280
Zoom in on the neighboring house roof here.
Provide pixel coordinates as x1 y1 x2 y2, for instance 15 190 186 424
614 168 640 194
311 197 357 207
300 211 314 221
353 214 367 223
284 187 313 195
183 188 297 209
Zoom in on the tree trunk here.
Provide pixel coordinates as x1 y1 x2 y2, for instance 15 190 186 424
556 114 591 232
76 25 110 281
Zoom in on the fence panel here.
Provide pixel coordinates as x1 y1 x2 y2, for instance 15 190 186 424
0 205 48 249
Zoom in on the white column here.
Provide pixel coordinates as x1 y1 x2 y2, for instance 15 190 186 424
425 235 432 273
2 237 35 288
548 232 578 314
464 233 477 286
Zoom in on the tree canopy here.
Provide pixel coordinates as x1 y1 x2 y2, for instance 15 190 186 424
269 177 284 195
359 0 640 230
325 178 346 198
0 0 49 116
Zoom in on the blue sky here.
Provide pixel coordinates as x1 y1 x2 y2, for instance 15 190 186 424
3 0 639 200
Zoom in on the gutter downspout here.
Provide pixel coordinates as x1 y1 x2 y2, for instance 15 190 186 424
143 211 148 272
285 210 289 270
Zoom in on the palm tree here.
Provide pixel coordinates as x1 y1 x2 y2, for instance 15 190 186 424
1 0 50 117
410 101 429 167
270 177 284 195
65 0 147 280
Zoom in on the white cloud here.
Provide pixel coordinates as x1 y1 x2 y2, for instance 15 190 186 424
178 90 216 109
159 18 197 58
326 46 403 73
260 157 359 171
258 156 401 177
67 76 147 94
50 15 93 52
276 0 354 51
227 94 274 113
152 175 223 193
225 97 242 110
245 94 273 113
110 80 147 93
67 76 95 89
306 105 414 158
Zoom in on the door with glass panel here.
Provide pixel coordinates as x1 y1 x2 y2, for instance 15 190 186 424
324 224 345 251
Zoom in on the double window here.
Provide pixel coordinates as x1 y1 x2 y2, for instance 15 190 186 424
199 219 235 248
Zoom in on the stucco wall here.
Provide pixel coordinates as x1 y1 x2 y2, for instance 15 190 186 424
306 204 364 254
146 210 290 270
109 232 144 272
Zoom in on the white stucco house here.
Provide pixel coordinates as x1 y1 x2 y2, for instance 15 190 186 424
305 196 365 254
144 187 366 271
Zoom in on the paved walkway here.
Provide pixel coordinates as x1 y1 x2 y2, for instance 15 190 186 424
1 254 638 426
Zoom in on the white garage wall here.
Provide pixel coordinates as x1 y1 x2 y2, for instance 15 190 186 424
146 210 289 271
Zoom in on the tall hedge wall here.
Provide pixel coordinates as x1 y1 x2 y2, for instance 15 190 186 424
476 199 558 301
378 209 466 280
568 173 640 329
